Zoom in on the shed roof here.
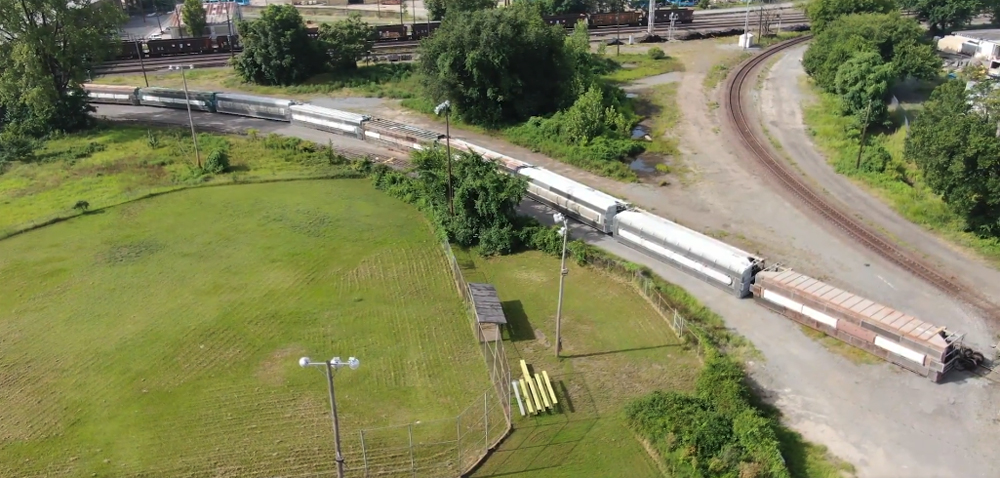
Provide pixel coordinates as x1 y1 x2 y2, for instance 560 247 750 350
468 283 507 325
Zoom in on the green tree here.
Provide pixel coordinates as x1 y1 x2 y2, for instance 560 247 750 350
418 2 575 127
802 13 939 91
898 0 983 33
426 0 496 20
182 0 208 37
317 14 374 71
905 80 1000 235
0 0 125 136
233 5 324 86
805 0 897 33
833 51 895 122
535 0 591 15
563 85 631 143
373 147 528 255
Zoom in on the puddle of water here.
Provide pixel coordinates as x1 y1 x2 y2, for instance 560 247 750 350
629 157 656 173
626 93 638 99
631 125 650 140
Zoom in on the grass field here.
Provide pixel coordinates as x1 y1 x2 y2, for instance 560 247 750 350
455 250 702 477
0 180 491 477
0 125 354 238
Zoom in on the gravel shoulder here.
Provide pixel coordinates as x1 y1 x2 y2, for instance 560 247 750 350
93 41 1000 477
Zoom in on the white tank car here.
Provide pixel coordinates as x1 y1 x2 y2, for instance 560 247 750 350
612 210 763 297
517 167 625 234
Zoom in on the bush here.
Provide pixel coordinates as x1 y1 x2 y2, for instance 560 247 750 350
648 47 666 60
203 149 230 174
626 353 790 478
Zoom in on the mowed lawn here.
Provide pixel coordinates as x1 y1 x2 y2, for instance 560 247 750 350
0 180 490 477
457 250 702 478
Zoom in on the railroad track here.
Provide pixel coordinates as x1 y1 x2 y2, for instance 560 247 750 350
96 12 807 75
724 37 1000 334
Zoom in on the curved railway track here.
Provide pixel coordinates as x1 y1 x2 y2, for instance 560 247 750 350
724 37 1000 329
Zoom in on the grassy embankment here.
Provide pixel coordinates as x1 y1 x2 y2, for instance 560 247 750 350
800 79 1000 264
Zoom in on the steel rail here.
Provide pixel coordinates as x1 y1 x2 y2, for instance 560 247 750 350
723 37 1000 325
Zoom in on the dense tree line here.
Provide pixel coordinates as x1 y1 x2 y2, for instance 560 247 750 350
0 0 125 165
234 5 375 86
905 75 1000 235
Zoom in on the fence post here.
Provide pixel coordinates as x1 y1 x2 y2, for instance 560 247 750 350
456 415 462 472
360 429 369 478
484 390 489 449
408 423 416 478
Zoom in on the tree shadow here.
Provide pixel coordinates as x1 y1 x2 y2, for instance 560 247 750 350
502 300 535 342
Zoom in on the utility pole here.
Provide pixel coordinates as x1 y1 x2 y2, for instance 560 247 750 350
135 41 149 87
399 0 404 26
616 0 621 56
299 356 360 478
169 65 201 169
647 0 655 36
435 101 454 216
226 2 235 58
742 0 751 49
856 99 874 170
553 213 569 358
668 12 678 42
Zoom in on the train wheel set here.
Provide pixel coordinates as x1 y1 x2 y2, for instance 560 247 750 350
82 74 992 383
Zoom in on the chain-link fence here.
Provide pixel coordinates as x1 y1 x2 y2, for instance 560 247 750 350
338 240 514 477
579 253 707 358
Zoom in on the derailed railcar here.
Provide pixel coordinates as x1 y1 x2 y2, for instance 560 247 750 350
289 104 368 139
82 84 140 106
137 87 216 112
215 93 295 121
518 166 624 233
450 139 532 173
363 118 442 152
612 210 762 297
752 269 961 382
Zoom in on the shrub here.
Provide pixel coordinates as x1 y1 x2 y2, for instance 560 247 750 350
203 149 230 174
648 47 666 60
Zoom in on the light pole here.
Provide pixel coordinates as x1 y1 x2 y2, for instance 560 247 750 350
553 213 569 357
167 64 201 169
299 356 361 478
668 12 678 42
434 100 454 217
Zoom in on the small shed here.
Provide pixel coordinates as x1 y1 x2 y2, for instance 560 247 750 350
468 283 507 343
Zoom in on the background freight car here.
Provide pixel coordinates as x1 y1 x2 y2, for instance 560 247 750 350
374 24 407 41
589 11 644 28
412 21 441 40
138 87 216 112
653 8 694 24
543 13 587 28
289 104 368 139
215 93 295 121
